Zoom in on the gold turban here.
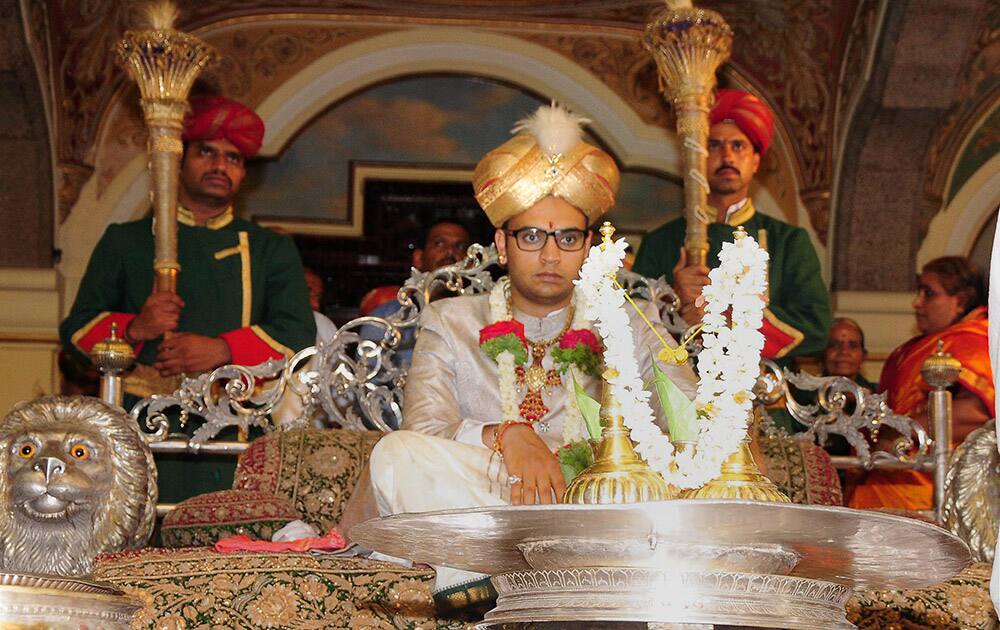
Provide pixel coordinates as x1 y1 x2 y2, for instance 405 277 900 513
473 106 620 227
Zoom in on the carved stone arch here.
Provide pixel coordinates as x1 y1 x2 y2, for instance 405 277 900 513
918 101 1000 268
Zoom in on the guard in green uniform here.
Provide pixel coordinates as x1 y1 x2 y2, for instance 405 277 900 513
59 96 316 503
634 89 831 364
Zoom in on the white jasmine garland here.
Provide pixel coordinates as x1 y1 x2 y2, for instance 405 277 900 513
575 230 769 489
496 351 519 423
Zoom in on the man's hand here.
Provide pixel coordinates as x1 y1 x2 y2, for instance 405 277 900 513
498 424 566 505
672 248 710 324
127 292 184 342
154 332 231 376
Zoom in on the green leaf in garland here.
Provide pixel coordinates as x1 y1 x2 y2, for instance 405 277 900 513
572 373 603 440
552 343 602 376
556 439 596 484
652 361 699 443
481 334 528 365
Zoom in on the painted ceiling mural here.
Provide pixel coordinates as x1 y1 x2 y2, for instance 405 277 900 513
26 0 883 246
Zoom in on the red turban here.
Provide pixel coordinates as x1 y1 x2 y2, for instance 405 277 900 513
709 89 775 155
183 96 265 157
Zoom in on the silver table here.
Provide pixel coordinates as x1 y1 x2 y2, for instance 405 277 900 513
351 500 971 629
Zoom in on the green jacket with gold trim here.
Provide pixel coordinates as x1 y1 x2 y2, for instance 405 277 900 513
60 208 316 370
633 201 831 363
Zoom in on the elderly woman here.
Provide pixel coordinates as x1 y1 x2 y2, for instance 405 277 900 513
850 256 992 510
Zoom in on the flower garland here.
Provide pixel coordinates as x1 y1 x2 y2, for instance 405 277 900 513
480 276 596 444
575 228 768 489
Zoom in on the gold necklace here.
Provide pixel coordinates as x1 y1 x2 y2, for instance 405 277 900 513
507 289 575 430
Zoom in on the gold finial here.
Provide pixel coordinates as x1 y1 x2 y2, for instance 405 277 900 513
91 322 136 374
733 226 747 241
921 340 961 390
599 221 616 243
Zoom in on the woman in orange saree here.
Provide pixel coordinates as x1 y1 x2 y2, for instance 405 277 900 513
849 257 993 510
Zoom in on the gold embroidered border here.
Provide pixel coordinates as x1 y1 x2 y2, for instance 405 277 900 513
727 198 756 226
177 205 234 229
238 232 252 326
763 307 805 359
250 325 293 358
69 311 112 352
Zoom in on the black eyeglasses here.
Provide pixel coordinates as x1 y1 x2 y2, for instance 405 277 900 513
505 227 587 252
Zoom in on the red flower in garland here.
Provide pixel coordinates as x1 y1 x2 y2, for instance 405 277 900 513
479 320 526 345
559 329 603 355
552 329 604 377
479 320 529 365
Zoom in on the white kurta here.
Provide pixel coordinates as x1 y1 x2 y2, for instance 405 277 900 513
371 290 698 592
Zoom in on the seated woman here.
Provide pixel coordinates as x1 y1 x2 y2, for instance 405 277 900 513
849 256 993 510
769 317 876 437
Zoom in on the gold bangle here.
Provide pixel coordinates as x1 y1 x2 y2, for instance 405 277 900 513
494 420 532 455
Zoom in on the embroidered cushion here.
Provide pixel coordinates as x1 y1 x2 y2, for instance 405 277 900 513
161 489 300 548
93 547 465 629
758 432 843 506
234 428 384 532
848 561 998 629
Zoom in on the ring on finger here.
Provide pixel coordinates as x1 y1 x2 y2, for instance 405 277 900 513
506 475 522 486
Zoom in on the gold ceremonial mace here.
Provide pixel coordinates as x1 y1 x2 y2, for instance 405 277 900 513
115 2 218 293
643 0 733 266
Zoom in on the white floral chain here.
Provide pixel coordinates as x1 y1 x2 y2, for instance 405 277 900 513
489 276 588 445
575 232 768 489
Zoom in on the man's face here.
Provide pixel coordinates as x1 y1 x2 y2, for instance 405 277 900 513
706 122 760 199
913 271 963 335
824 322 865 378
495 197 592 311
413 222 471 272
180 139 246 205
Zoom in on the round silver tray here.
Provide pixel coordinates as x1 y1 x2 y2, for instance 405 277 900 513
351 500 969 590
351 500 971 628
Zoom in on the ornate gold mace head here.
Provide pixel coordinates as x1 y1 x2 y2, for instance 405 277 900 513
114 1 218 294
643 1 733 268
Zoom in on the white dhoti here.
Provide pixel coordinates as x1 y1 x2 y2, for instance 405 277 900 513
370 430 510 592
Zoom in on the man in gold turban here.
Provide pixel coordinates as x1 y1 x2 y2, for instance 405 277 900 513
367 104 697 610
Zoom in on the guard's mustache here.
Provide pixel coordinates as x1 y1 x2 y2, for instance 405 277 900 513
203 171 232 185
715 165 740 176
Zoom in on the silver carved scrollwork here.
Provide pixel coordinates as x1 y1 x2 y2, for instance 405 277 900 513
753 359 931 470
131 357 294 442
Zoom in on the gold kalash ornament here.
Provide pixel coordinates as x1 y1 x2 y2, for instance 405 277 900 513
115 1 218 293
563 223 674 504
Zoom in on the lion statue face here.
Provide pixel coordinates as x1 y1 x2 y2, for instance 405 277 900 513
0 396 157 576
